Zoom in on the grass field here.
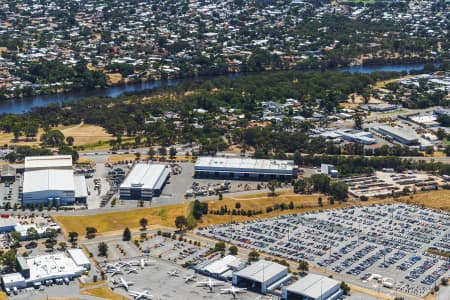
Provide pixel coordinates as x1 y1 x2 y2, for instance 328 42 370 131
81 286 129 300
106 73 123 85
0 123 112 147
397 189 450 212
61 123 112 146
55 190 389 237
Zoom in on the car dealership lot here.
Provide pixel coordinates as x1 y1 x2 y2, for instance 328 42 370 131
197 203 450 297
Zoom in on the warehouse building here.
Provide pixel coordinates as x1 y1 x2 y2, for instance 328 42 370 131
0 218 16 233
374 125 419 146
25 155 72 171
282 274 342 300
2 253 87 290
233 260 289 293
195 255 245 280
67 249 91 270
120 164 171 200
21 156 87 206
194 157 297 180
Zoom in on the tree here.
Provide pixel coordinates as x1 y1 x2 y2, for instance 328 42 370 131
310 174 331 193
139 218 148 230
59 242 67 250
340 281 351 295
86 227 97 239
123 227 131 241
248 250 260 262
98 242 108 257
27 227 40 241
235 202 241 209
68 231 79 244
66 136 75 146
298 260 309 274
229 245 238 255
175 216 187 232
169 146 177 160
329 181 348 201
1 249 17 271
158 146 167 157
318 196 323 207
148 147 156 160
353 113 363 130
214 242 226 252
40 129 65 147
268 180 278 196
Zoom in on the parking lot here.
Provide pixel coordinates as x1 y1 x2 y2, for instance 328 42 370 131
197 204 450 298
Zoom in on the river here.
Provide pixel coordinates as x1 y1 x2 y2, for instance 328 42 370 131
0 64 428 115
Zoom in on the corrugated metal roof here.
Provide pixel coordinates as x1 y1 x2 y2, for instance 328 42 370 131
67 249 91 267
74 175 87 198
25 155 72 170
120 164 170 190
23 169 74 193
195 157 294 172
235 260 287 283
285 274 339 299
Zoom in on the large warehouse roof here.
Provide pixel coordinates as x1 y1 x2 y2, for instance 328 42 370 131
74 175 88 198
375 125 418 143
23 169 75 193
25 155 72 170
285 274 339 299
234 260 288 283
23 253 84 283
195 157 294 172
121 164 170 190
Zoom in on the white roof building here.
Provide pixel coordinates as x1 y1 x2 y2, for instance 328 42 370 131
67 249 91 270
120 164 171 200
233 260 289 293
282 274 342 300
23 169 75 194
195 157 297 180
24 155 72 171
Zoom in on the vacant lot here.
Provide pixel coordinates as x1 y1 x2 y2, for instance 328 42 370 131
55 190 384 237
397 189 450 212
61 124 112 146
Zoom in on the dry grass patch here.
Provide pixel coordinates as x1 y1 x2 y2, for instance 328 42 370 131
54 203 188 237
61 124 112 146
397 190 450 212
106 73 123 84
56 190 374 237
81 286 130 300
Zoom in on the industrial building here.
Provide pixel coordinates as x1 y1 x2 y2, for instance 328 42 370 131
373 125 419 145
0 218 16 233
194 157 298 180
21 155 87 206
22 170 87 206
25 155 73 171
67 249 92 270
233 260 289 293
119 164 171 200
282 274 342 300
321 164 338 178
2 252 88 290
319 129 375 145
195 255 245 280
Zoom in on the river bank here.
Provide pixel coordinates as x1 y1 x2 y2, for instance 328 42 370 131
0 63 432 115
